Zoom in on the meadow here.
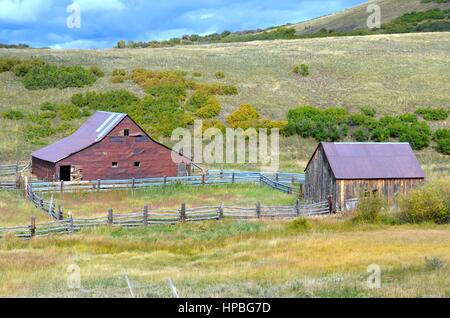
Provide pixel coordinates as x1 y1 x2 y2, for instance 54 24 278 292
0 219 448 297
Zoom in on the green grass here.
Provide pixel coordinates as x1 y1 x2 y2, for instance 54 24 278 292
0 190 44 226
0 219 448 297
48 183 296 219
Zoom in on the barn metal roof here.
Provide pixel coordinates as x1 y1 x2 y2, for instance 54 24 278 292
307 142 425 180
32 111 127 163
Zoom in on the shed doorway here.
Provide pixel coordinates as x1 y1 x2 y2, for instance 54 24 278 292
60 166 71 181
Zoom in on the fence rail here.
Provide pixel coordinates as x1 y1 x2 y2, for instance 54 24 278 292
0 198 347 240
0 163 29 177
28 171 305 194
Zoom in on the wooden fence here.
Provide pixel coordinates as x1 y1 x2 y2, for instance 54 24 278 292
0 199 334 240
28 171 304 194
0 162 29 177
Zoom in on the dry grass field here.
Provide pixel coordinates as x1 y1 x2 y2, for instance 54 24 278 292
0 219 448 297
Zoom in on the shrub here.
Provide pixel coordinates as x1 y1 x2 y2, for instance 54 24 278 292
147 84 186 102
433 128 450 141
355 191 384 223
11 59 45 77
398 122 430 150
131 68 194 90
22 64 96 90
40 102 60 112
370 127 390 142
360 107 376 117
353 127 370 142
0 58 20 72
227 104 261 129
71 90 139 112
89 66 105 78
215 71 225 79
398 113 418 123
112 69 127 77
110 75 127 83
293 64 309 76
25 119 55 143
195 97 221 118
39 111 57 119
2 109 24 120
349 113 376 127
398 181 449 224
183 112 195 126
435 138 450 155
59 104 82 121
286 217 312 231
415 107 448 121
201 119 226 133
196 83 238 95
260 119 288 131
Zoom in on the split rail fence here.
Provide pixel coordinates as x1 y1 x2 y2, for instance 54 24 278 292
0 199 334 240
0 162 29 177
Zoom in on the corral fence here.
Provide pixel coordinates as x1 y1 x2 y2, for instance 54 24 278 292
27 171 305 194
0 199 343 240
0 162 29 177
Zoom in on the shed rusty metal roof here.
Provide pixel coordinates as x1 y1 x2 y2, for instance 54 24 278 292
32 111 127 163
308 142 425 180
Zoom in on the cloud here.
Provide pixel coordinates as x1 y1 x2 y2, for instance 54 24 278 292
0 0 51 22
73 0 126 12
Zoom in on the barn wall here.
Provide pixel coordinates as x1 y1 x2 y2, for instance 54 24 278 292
31 157 56 180
336 178 425 210
305 145 337 205
55 117 190 181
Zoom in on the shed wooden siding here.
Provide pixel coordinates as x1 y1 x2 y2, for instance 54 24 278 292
336 178 424 210
32 157 56 180
304 146 337 204
33 116 190 181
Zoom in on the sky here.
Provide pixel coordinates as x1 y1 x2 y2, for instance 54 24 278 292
0 0 367 49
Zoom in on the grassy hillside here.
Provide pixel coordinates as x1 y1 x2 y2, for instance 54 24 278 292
292 0 450 34
0 33 449 172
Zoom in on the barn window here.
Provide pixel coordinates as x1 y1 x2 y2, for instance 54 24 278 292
112 162 118 168
124 129 130 136
134 161 141 167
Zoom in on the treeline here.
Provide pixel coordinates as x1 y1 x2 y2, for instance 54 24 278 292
115 9 450 48
0 43 30 49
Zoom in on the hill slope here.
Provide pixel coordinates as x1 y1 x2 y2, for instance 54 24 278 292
292 0 450 34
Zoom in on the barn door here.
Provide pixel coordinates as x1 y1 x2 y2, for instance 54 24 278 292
177 163 187 177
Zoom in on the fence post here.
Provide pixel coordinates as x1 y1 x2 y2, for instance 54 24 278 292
24 176 29 198
295 199 300 217
97 179 101 191
132 178 135 189
30 216 36 238
218 202 224 220
15 173 21 189
143 204 149 227
180 203 186 222
164 176 167 185
58 205 64 221
256 201 261 219
202 174 205 185
328 195 334 215
60 180 64 193
299 184 304 199
108 208 113 226
232 172 235 184
68 212 74 234
275 173 279 182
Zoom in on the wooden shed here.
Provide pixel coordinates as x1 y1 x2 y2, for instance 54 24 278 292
304 142 425 211
32 111 192 181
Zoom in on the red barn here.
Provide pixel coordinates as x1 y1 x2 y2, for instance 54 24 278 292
32 111 192 181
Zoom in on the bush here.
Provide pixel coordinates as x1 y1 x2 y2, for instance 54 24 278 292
11 59 45 77
89 66 105 78
353 127 370 141
215 71 225 79
110 75 127 83
286 217 312 231
360 107 376 117
201 119 226 133
398 113 418 123
0 58 20 72
25 118 55 143
71 90 139 112
196 98 221 118
39 111 57 119
40 102 60 112
183 112 195 126
22 64 96 90
355 191 384 223
112 69 127 77
147 84 186 102
227 104 261 129
370 127 390 142
58 104 82 121
398 122 430 150
433 128 450 141
2 109 24 120
293 64 309 76
433 128 450 155
260 119 288 131
415 107 448 121
196 83 238 95
398 181 449 224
